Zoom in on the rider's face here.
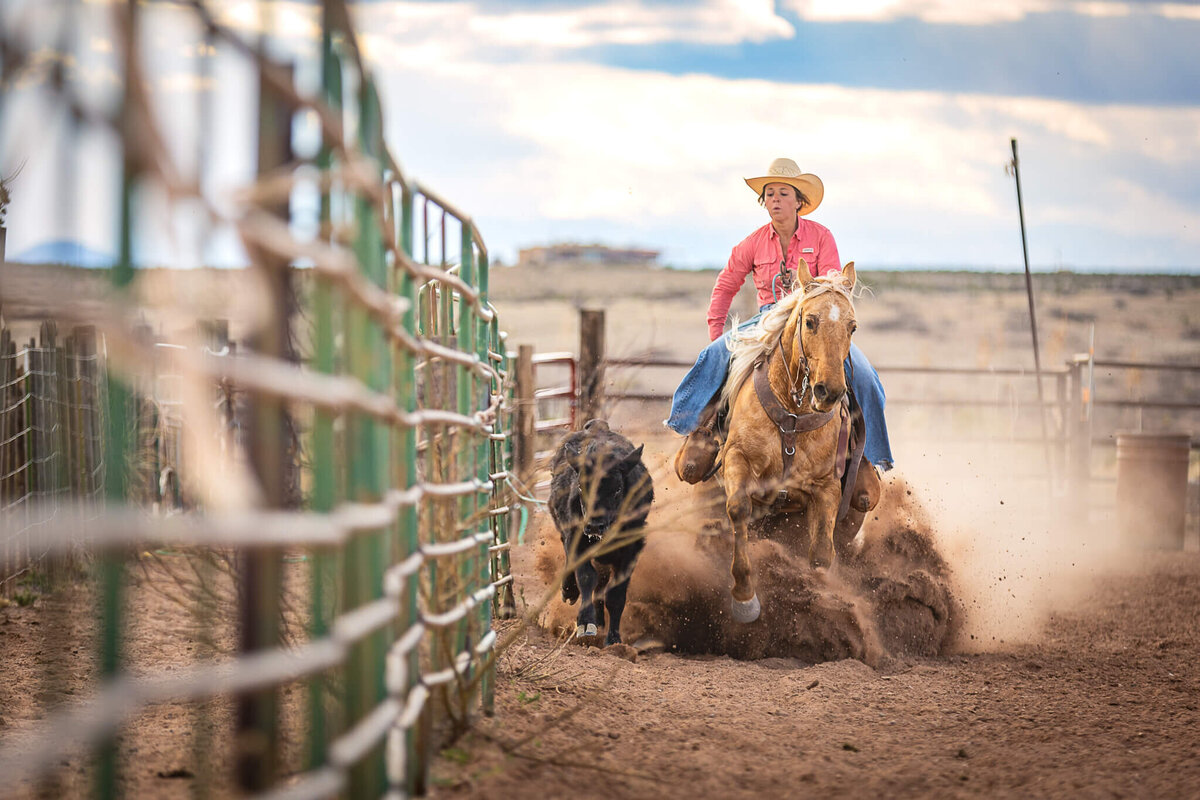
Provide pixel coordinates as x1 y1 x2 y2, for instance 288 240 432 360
763 183 802 225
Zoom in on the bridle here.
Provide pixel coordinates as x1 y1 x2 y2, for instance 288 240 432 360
781 318 811 411
750 288 863 519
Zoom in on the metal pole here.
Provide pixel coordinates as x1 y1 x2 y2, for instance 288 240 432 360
308 0 342 773
1009 138 1052 488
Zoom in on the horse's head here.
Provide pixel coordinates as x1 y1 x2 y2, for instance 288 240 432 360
785 262 857 412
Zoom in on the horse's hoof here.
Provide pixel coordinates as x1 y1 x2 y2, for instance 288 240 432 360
575 623 598 638
729 594 761 624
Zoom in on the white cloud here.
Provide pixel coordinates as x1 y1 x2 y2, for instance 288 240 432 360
785 0 1046 24
378 54 1200 266
4 0 1197 270
1158 2 1200 19
354 0 792 57
781 0 1198 25
198 0 321 41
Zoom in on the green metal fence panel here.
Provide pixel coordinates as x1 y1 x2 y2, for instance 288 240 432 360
0 0 521 796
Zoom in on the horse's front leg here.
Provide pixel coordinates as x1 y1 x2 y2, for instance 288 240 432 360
723 451 761 623
808 484 841 570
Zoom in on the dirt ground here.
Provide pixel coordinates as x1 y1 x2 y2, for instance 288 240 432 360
425 435 1200 799
2 263 1198 797
3 464 1198 799
429 549 1200 799
0 552 313 799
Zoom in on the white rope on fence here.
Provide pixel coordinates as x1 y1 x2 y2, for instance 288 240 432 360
0 480 497 551
0 4 517 798
0 523 508 797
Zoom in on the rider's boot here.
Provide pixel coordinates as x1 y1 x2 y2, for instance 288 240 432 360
674 403 723 484
850 456 881 512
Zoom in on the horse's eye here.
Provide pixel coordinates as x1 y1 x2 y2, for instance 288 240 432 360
850 322 858 334
805 316 818 331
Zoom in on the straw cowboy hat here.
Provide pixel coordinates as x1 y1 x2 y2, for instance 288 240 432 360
744 157 824 216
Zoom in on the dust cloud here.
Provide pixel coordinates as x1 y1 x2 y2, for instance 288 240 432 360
533 466 962 665
898 441 1122 651
530 438 1126 663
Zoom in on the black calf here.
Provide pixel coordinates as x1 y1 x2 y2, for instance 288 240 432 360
548 419 653 645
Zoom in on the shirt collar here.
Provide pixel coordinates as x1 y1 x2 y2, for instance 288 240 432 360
768 223 801 242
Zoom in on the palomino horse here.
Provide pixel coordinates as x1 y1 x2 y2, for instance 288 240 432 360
717 263 863 623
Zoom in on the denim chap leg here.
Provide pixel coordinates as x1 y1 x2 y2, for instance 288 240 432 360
846 342 894 471
666 334 732 435
666 309 773 435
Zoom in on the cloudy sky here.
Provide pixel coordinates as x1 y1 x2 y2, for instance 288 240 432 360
2 0 1199 271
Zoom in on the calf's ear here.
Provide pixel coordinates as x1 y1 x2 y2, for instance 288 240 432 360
620 444 645 470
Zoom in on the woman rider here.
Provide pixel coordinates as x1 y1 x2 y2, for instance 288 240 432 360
667 157 893 485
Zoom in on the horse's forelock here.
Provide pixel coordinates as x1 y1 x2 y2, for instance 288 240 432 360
801 274 857 311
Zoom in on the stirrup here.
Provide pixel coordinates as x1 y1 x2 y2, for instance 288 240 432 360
674 409 723 484
850 458 881 512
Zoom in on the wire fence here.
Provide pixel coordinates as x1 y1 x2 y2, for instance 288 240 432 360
0 1 519 797
1 321 106 593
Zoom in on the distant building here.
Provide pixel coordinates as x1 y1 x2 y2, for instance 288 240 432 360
518 242 659 268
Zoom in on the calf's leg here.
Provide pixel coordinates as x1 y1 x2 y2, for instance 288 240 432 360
602 574 631 645
574 560 600 638
593 564 611 628
560 532 581 603
561 567 580 603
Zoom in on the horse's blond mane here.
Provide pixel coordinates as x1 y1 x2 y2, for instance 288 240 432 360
720 275 857 409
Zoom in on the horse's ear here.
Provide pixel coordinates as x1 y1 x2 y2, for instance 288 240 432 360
797 259 815 289
840 261 856 291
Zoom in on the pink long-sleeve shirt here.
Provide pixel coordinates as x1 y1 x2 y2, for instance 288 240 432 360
706 218 841 341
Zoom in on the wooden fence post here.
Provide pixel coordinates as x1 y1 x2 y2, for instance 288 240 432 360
1055 369 1068 494
579 309 605 427
1066 357 1091 523
513 344 535 487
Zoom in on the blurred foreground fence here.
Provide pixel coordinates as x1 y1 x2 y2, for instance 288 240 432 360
0 1 522 797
